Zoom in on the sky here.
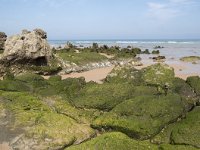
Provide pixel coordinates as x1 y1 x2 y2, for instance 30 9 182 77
0 0 200 40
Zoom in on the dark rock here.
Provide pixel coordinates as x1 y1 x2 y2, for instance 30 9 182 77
152 56 166 61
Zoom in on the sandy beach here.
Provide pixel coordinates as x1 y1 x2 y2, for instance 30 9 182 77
43 59 200 83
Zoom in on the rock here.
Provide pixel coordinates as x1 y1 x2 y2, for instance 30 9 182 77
152 50 160 54
2 29 52 65
154 46 164 49
186 76 200 96
151 107 200 148
71 83 136 111
92 94 186 140
66 132 158 150
0 32 7 50
180 56 200 64
0 29 62 76
0 91 95 150
152 56 166 62
105 65 144 85
141 63 175 93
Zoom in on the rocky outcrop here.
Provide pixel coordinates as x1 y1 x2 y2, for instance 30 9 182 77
1 29 52 65
0 32 7 50
0 29 61 76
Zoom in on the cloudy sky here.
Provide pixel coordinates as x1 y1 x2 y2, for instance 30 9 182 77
0 0 199 39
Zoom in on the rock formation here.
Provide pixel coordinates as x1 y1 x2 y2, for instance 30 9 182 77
0 29 61 76
0 32 7 50
1 29 52 65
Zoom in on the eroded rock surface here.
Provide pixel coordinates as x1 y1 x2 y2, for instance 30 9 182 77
0 32 7 51
2 29 52 65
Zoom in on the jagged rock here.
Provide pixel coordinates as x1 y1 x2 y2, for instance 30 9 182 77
0 29 62 76
0 32 7 50
1 29 52 65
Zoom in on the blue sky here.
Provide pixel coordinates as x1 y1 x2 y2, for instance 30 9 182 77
0 0 200 39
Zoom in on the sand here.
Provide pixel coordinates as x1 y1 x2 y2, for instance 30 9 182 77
0 143 10 150
43 66 115 84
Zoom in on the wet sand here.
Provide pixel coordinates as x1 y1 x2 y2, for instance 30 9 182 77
44 66 115 84
0 143 10 150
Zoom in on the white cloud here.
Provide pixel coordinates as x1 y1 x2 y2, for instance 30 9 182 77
147 0 194 22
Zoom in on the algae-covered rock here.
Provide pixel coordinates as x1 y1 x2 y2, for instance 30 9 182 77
180 56 200 63
15 73 49 93
105 65 144 85
38 77 86 98
92 94 185 139
142 63 175 87
48 75 62 82
170 107 200 148
172 77 198 111
66 132 158 150
152 107 200 148
186 76 200 95
0 91 95 150
160 144 198 150
0 79 30 92
71 83 135 111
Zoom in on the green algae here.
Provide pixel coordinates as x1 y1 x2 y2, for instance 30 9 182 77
105 66 144 85
0 91 95 149
57 51 107 65
141 63 175 91
66 132 158 150
92 94 185 140
186 76 200 95
71 83 136 111
180 56 200 63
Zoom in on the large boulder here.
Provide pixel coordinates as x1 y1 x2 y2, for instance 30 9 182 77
1 29 52 65
0 29 62 76
0 32 7 50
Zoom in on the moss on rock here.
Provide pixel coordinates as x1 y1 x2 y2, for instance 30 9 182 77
0 91 95 149
186 76 200 95
170 107 200 148
66 132 158 150
180 56 200 63
142 63 175 87
92 94 185 140
105 66 144 85
71 83 136 111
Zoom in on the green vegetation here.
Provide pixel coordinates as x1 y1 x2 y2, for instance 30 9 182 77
66 132 158 150
180 56 200 63
152 50 160 54
71 83 136 111
105 66 144 85
92 94 185 140
152 106 200 149
0 61 199 149
57 50 107 65
141 63 175 94
0 91 95 149
186 76 200 95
